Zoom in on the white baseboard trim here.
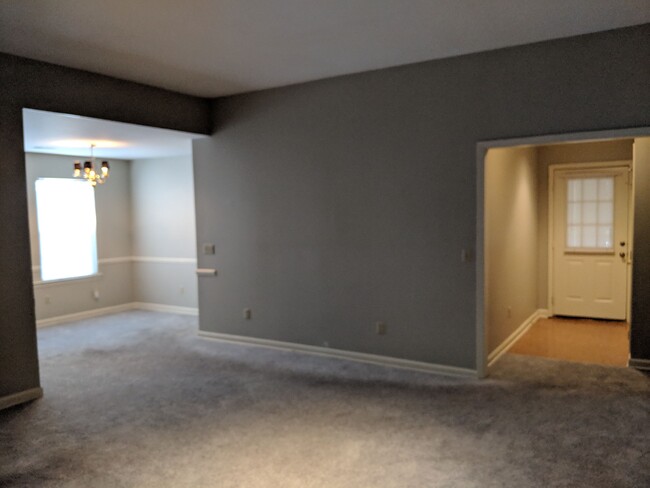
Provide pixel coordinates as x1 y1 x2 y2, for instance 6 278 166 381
198 330 476 378
36 302 199 327
0 387 43 411
629 358 650 371
133 302 199 316
37 303 136 328
487 308 550 368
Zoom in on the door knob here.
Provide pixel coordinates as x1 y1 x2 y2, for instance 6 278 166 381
620 252 626 259
620 241 626 246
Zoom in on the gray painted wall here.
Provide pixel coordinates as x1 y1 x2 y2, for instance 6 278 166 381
485 147 538 354
3 25 650 404
130 156 198 308
26 153 133 320
0 52 209 401
194 25 650 370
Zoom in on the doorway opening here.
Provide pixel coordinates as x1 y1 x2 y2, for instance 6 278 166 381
477 128 650 377
22 108 205 328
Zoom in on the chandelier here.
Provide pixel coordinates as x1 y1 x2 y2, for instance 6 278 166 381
73 144 110 186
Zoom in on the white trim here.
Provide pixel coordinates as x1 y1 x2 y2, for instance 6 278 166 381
132 256 197 264
98 256 132 265
133 302 199 315
0 387 43 411
32 256 198 272
626 149 637 325
32 256 132 271
478 127 650 149
487 309 550 368
476 146 487 378
33 272 104 288
37 303 136 327
629 358 650 371
198 330 477 378
35 302 198 328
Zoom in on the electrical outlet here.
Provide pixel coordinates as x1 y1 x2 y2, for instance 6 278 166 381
45 295 51 305
243 308 252 320
376 321 387 335
180 286 185 295
93 289 100 301
507 306 512 318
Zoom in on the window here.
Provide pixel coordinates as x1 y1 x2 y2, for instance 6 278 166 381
35 178 98 281
566 176 614 250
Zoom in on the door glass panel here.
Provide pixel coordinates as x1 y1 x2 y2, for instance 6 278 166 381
598 178 614 200
582 225 597 247
567 203 581 224
583 202 597 224
566 176 614 250
597 202 613 224
583 178 598 200
597 226 613 248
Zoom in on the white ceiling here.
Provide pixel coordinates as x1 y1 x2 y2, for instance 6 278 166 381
23 109 204 159
2 1 649 98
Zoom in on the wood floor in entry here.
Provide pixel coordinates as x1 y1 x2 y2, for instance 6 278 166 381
509 316 629 367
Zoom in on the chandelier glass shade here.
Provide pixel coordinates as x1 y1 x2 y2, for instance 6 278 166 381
73 144 110 186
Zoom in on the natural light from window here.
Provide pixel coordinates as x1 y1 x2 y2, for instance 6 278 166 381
35 178 98 281
566 176 614 250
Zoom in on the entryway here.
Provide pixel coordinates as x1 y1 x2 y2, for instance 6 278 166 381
479 131 650 376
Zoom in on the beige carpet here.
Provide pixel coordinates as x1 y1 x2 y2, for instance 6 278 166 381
1 311 648 487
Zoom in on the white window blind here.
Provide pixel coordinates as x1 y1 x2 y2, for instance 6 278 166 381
35 178 98 281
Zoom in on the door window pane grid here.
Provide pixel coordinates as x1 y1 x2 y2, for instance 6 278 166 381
566 177 614 249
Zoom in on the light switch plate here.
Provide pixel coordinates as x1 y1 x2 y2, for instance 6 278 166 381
203 243 216 255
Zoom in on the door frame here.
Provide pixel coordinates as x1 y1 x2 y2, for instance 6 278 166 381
547 161 633 320
476 126 650 378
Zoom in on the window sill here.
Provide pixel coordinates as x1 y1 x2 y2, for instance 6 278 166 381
563 249 615 255
33 273 103 288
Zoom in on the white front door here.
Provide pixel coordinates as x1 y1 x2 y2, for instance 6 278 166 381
552 166 630 320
